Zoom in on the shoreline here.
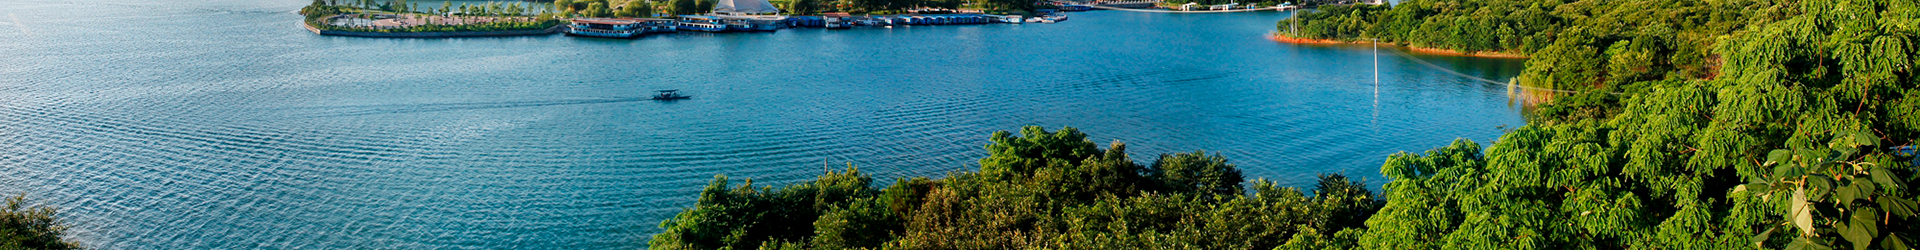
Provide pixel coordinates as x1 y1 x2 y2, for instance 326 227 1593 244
1266 34 1528 59
302 20 562 38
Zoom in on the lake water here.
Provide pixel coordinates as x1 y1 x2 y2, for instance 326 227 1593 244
0 1 1526 248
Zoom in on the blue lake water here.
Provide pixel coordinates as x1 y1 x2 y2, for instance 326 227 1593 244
0 0 1525 248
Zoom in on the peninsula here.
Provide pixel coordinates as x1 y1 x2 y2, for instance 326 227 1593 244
300 0 564 37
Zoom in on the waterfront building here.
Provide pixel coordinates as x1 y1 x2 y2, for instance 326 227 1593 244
709 0 786 31
712 0 781 15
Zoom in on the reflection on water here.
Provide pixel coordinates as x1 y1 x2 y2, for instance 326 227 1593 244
0 0 1526 248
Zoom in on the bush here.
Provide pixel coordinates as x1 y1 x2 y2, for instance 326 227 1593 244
0 194 77 250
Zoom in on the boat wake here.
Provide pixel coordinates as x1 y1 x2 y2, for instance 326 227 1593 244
284 98 650 119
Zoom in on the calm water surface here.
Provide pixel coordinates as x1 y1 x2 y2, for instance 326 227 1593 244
0 1 1525 248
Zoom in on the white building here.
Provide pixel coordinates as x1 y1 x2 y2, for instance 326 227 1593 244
713 0 780 15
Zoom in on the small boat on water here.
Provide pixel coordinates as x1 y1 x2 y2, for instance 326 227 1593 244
651 90 692 100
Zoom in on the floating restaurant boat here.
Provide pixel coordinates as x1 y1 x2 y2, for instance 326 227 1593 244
984 14 1023 24
677 15 730 32
651 90 692 100
856 18 882 26
719 15 786 32
786 16 825 28
565 18 676 38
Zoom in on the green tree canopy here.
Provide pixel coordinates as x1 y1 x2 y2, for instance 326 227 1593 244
650 126 1386 250
0 194 77 250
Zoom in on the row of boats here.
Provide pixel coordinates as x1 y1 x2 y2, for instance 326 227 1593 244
562 13 1066 38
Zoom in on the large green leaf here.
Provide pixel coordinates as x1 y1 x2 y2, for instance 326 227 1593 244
1853 131 1879 147
1838 183 1861 206
1794 188 1816 235
1775 160 1804 180
1885 235 1911 250
1879 196 1918 218
1788 237 1834 250
1871 167 1899 190
1810 177 1835 201
1842 207 1881 250
1770 149 1794 164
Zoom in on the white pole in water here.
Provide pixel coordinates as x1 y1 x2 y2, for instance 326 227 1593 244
1289 7 1296 36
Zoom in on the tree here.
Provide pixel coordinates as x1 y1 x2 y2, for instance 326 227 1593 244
618 1 654 18
670 0 697 15
786 0 820 15
586 2 611 17
0 194 77 250
693 0 715 14
1146 151 1244 197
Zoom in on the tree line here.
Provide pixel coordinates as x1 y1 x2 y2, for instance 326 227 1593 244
1277 0 1760 94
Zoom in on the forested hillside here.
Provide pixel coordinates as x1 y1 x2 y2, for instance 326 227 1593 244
1277 0 1910 100
1279 0 1920 249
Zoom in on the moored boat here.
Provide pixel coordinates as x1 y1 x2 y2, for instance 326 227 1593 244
823 13 852 29
566 18 646 38
677 15 729 32
717 15 787 32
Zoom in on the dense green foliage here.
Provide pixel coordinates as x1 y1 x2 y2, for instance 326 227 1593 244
617 1 656 18
1 195 76 250
1277 0 1920 249
650 126 1385 249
